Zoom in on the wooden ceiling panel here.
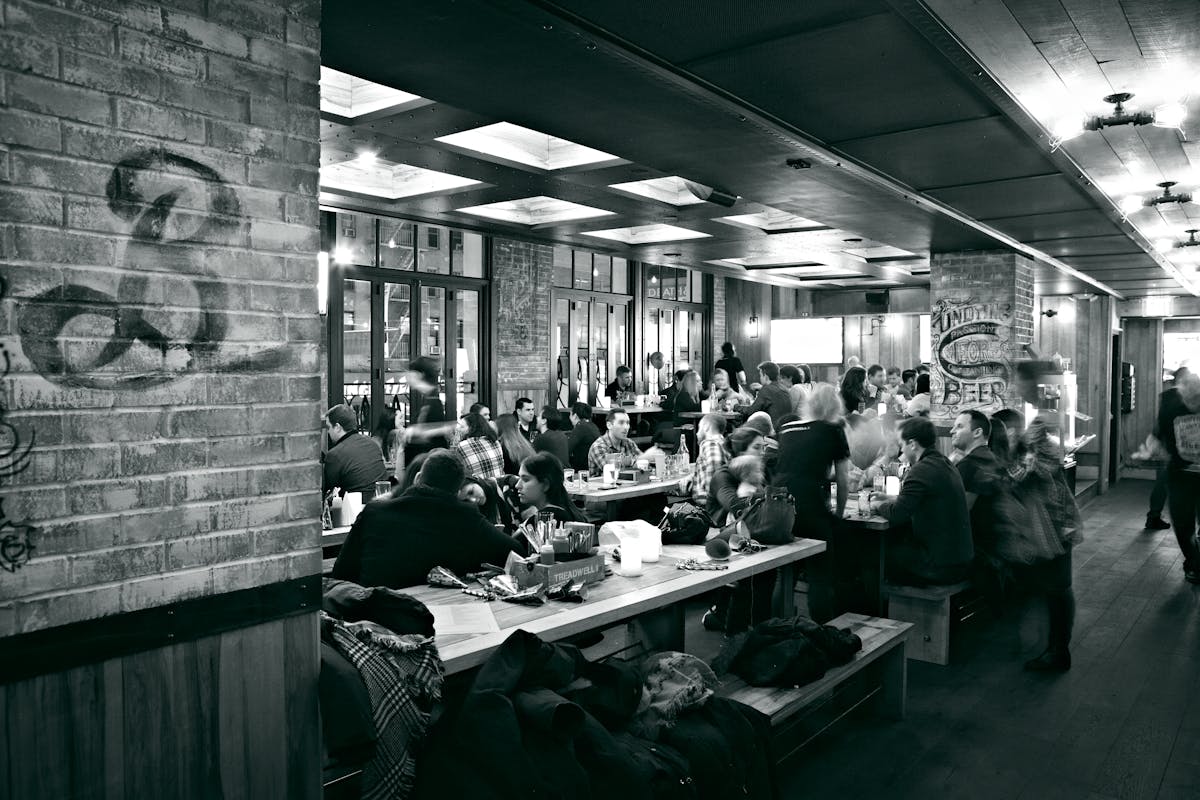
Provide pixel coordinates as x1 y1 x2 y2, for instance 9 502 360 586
985 209 1125 241
926 174 1093 220
685 14 996 143
835 116 1057 190
1025 235 1145 257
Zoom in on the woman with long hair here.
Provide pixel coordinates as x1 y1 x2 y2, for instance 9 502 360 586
905 373 932 417
516 452 582 522
496 414 536 475
840 366 869 415
453 412 505 479
672 369 704 423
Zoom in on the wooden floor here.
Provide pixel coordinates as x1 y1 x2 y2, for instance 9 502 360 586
771 479 1200 800
688 479 1199 799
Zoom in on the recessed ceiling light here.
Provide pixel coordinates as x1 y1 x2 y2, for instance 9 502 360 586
456 196 615 225
709 257 858 276
581 224 710 245
320 67 426 118
320 157 482 199
715 209 826 233
842 244 916 260
435 122 620 170
608 177 709 206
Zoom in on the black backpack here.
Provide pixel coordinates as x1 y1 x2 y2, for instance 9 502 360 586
659 502 713 545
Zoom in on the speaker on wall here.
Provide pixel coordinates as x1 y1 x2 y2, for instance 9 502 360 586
865 290 890 313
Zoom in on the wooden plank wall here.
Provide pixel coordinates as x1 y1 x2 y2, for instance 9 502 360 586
2 612 321 800
723 278 772 373
1119 318 1163 475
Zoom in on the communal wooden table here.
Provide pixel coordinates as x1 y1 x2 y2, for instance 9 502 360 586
675 410 742 422
404 538 825 675
590 404 664 416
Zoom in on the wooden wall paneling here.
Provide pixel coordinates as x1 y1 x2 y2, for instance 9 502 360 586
1119 318 1163 471
723 278 771 372
3 612 320 800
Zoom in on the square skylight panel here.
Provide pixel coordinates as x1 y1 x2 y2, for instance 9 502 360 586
607 176 709 206
841 244 917 260
320 67 425 118
581 224 710 245
716 209 825 233
434 122 619 170
708 257 858 276
320 157 481 199
456 197 614 225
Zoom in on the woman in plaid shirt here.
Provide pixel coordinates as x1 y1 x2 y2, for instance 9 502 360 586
691 413 729 503
453 413 505 479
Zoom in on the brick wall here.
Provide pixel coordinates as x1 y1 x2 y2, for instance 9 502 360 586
492 237 552 414
929 250 1035 422
0 0 323 636
711 272 726 356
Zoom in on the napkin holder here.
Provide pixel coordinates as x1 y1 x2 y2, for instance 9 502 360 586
505 550 606 589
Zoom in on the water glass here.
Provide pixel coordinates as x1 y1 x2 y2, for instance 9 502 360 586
563 469 575 488
872 475 885 495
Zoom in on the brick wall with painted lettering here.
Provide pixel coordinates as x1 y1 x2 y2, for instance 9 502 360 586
929 250 1034 423
0 0 323 636
492 237 553 414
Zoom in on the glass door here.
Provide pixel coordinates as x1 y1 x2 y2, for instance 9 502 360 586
551 293 629 408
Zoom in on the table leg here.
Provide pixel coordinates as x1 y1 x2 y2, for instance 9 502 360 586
776 562 796 618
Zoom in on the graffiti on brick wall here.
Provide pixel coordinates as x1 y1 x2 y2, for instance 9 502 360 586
930 296 1013 417
17 149 287 389
495 247 535 351
0 275 37 573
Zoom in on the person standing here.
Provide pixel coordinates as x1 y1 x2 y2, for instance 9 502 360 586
403 356 454 463
773 384 852 621
714 341 748 393
1154 368 1200 584
1145 367 1189 530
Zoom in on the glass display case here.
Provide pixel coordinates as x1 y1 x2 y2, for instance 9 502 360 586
1023 371 1095 467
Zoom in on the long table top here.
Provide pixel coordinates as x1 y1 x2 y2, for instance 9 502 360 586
405 538 825 674
566 476 687 502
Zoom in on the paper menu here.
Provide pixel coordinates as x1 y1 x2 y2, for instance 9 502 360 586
429 603 501 635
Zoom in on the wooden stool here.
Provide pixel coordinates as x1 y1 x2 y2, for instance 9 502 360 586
883 580 972 665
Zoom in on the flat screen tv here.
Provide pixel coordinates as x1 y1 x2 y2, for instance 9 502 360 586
770 317 843 364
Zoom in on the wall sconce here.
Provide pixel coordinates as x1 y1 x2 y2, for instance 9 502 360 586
747 314 760 339
868 315 886 335
1040 308 1058 318
317 251 329 315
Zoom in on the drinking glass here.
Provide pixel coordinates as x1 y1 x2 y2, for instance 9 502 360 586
563 469 575 489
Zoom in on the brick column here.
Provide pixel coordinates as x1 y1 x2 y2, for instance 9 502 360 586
929 251 1035 422
492 237 553 413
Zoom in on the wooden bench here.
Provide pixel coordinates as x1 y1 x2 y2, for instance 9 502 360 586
719 613 912 763
883 580 972 665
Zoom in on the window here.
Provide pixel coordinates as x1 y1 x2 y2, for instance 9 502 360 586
550 246 630 295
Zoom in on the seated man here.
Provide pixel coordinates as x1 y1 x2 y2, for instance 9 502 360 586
604 365 635 400
322 404 387 497
331 449 519 589
587 408 642 476
870 416 973 585
566 401 601 471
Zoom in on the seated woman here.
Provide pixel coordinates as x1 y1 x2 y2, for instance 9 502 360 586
905 373 932 417
702 433 775 635
671 369 706 424
496 414 536 475
452 412 505 479
514 452 583 553
691 413 729 505
709 368 749 412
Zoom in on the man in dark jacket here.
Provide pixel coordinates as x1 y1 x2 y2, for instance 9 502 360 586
322 403 387 496
744 361 793 431
871 416 973 585
1156 368 1200 583
331 449 519 589
566 401 601 471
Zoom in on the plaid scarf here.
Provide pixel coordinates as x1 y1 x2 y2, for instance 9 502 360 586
324 614 444 800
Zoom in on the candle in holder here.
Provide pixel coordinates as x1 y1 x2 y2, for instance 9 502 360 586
618 538 643 576
885 475 901 496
